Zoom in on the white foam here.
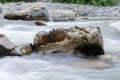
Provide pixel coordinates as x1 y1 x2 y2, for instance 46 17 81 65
47 21 103 26
0 24 52 44
110 21 120 32
0 20 120 80
0 55 89 80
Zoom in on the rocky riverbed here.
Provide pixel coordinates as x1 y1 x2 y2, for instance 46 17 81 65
1 1 120 80
1 1 120 17
0 13 120 80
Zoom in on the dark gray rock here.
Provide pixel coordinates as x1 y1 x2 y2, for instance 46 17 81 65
0 34 21 57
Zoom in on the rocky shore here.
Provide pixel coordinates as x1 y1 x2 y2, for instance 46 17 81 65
1 2 120 17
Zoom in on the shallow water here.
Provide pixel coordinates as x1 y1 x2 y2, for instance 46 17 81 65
0 15 120 80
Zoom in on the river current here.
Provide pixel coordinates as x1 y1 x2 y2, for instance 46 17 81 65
0 15 120 80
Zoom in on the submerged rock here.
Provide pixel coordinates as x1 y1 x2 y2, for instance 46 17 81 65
0 34 20 57
33 26 105 57
4 3 52 21
50 10 76 21
34 20 47 26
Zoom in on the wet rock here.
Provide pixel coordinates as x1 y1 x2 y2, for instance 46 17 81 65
12 43 33 55
69 27 105 56
49 10 76 21
4 3 52 21
34 20 47 26
0 34 20 57
33 26 105 57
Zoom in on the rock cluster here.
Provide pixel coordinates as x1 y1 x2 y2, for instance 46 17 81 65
0 26 105 57
0 34 33 57
4 2 120 21
0 34 20 57
3 3 76 21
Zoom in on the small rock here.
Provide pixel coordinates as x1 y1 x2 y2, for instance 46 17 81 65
12 43 33 55
34 20 47 26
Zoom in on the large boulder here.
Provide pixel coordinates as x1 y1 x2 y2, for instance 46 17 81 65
0 34 20 57
49 10 76 21
4 4 52 21
33 26 105 57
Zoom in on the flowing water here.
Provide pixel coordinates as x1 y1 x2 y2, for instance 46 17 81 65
0 15 120 80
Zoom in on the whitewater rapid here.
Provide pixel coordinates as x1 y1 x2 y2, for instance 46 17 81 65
0 16 120 80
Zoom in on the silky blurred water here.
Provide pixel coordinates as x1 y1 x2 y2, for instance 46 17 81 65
0 15 120 80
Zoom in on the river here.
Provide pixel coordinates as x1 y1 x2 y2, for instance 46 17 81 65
0 15 120 80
